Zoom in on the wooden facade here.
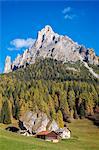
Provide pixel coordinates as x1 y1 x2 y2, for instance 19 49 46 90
36 131 60 141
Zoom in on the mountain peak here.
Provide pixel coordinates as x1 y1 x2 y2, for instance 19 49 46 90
4 25 99 76
38 25 54 36
34 25 57 49
44 25 53 32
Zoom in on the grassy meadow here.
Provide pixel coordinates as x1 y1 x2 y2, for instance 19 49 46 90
0 119 99 150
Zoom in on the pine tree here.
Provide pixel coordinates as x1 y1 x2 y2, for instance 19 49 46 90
57 110 64 128
68 90 75 119
0 100 11 124
73 108 78 119
68 90 75 110
12 100 20 120
86 93 94 115
48 95 56 119
53 94 59 111
79 103 85 119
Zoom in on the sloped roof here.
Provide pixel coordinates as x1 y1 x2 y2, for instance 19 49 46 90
56 127 70 133
36 130 59 136
37 131 50 136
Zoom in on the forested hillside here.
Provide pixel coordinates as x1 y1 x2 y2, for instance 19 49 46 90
0 59 99 126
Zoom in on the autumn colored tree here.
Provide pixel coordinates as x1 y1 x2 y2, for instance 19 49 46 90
57 110 64 128
68 90 75 119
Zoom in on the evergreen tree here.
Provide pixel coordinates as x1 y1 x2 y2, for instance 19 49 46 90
79 103 85 119
48 95 56 119
0 100 11 124
73 108 78 119
12 100 20 120
68 90 75 110
53 94 59 111
57 110 64 128
68 90 75 118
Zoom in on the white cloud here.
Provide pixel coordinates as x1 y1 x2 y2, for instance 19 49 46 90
64 14 76 20
62 6 77 20
62 7 71 14
8 47 15 51
8 38 35 51
64 14 72 20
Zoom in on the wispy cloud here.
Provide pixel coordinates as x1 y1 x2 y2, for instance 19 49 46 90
62 6 77 20
64 14 77 20
8 38 35 51
62 7 71 14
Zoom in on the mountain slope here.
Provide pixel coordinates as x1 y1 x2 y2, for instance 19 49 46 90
79 56 99 79
83 62 99 78
0 59 99 125
5 58 99 81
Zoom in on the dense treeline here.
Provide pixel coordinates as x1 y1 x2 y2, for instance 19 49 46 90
0 59 99 125
5 59 99 82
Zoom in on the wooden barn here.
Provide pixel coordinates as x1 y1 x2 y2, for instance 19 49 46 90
36 131 60 142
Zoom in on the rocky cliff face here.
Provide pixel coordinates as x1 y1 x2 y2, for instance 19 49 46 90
4 25 99 73
79 46 99 65
20 111 59 133
4 56 12 73
88 48 99 65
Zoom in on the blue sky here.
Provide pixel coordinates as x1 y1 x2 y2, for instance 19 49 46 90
0 0 99 73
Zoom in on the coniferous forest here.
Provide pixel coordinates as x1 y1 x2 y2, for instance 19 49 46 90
0 59 99 125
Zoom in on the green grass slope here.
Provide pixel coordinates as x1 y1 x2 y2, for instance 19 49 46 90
0 119 99 150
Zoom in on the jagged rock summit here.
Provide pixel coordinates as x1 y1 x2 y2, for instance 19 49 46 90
4 25 99 74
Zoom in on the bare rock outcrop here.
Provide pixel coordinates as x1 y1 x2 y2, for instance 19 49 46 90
4 56 12 73
4 25 99 74
19 111 59 134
